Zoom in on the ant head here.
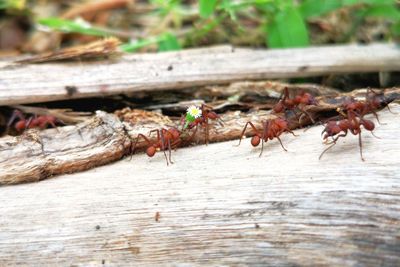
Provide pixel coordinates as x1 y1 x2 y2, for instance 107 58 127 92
146 146 157 157
338 120 350 131
251 135 260 147
207 111 218 120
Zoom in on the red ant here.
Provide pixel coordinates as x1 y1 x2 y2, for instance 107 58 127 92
132 127 181 165
184 104 222 145
273 87 318 123
319 110 376 161
7 110 61 134
342 88 395 125
237 117 296 156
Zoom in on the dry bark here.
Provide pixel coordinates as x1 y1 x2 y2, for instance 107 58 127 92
0 87 398 185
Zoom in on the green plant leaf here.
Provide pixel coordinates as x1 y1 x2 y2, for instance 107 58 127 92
158 33 181 51
119 38 159 52
362 4 400 21
391 21 400 36
199 0 217 18
300 0 343 19
267 7 310 48
343 0 396 5
38 17 110 37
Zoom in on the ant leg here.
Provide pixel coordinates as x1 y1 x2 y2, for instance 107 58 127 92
259 138 265 157
300 108 315 124
6 110 23 134
358 133 365 161
236 121 259 146
148 129 161 139
47 120 60 133
159 130 169 166
370 131 381 139
370 110 384 125
319 134 345 160
167 139 173 164
276 136 288 152
131 134 152 159
185 125 198 145
286 128 298 137
386 103 397 114
204 119 209 145
319 142 337 160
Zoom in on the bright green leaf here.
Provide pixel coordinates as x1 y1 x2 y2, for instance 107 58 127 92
158 33 181 51
267 7 310 48
119 38 159 52
199 0 217 18
38 17 110 37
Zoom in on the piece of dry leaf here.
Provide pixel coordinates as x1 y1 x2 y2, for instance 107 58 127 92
16 37 121 64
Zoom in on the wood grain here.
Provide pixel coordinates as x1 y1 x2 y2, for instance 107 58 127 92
1 87 398 185
1 43 400 105
0 105 399 266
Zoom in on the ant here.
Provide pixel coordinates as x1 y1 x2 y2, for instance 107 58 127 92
319 110 376 161
273 87 318 124
342 88 394 124
237 117 296 157
183 104 222 145
7 110 61 134
132 127 181 165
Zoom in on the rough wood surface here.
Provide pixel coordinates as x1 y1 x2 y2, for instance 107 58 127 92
1 43 400 105
0 105 399 266
1 87 398 185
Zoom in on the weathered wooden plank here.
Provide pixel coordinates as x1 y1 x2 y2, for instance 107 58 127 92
1 43 399 105
0 105 399 266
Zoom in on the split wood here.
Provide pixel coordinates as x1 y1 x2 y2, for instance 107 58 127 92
0 87 398 185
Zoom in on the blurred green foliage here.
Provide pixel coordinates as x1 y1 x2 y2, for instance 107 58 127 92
0 0 26 10
2 0 399 52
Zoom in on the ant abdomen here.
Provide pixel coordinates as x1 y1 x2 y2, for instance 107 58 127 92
251 136 260 146
146 146 157 157
15 120 26 132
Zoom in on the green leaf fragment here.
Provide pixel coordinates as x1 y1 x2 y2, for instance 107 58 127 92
38 17 110 37
199 0 218 18
267 7 310 48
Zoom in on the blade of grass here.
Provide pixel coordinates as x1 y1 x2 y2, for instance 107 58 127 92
38 17 111 37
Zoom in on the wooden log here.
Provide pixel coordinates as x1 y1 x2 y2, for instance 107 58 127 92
0 87 398 185
0 105 399 266
0 43 399 105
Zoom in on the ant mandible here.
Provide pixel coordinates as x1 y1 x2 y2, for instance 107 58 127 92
132 127 181 165
319 110 376 161
184 104 222 145
237 117 296 157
